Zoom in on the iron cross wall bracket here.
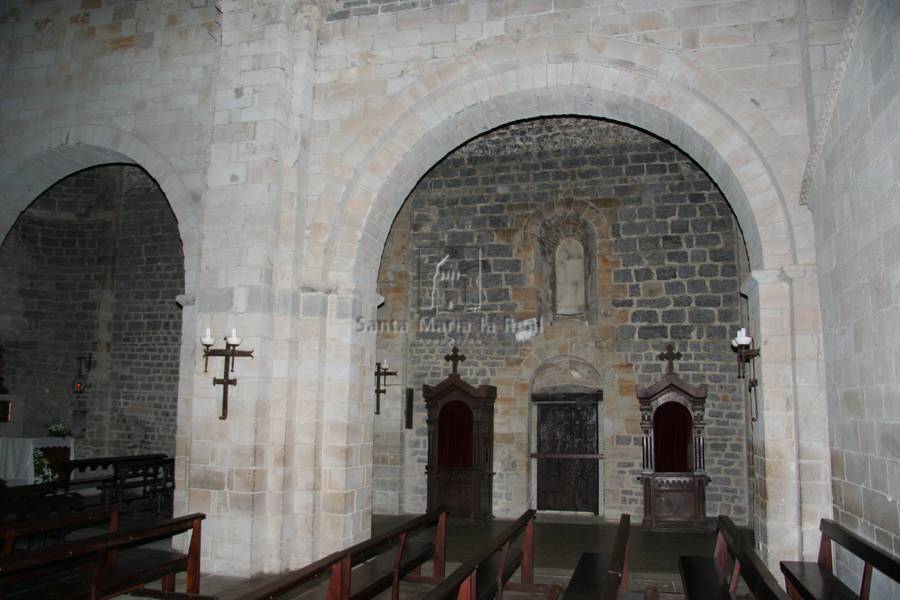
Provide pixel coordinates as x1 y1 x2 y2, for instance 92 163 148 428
374 362 398 415
203 342 254 420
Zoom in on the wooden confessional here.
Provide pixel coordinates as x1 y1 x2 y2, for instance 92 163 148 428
637 344 710 530
424 347 495 521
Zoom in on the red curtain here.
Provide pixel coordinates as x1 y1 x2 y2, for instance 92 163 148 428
653 402 693 472
438 401 474 468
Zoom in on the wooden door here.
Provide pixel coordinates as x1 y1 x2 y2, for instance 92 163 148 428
533 395 600 513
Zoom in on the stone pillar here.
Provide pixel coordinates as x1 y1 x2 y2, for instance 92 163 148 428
182 0 320 576
745 267 832 573
782 265 832 559
315 289 378 554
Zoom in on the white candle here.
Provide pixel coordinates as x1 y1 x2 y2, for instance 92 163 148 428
205 328 211 338
232 328 237 338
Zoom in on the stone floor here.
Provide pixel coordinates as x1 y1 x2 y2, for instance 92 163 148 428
138 513 726 599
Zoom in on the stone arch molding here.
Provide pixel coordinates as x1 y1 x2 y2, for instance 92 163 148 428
310 35 807 291
0 125 200 293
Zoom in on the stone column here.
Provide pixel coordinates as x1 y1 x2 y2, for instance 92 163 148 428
744 267 832 573
182 0 320 576
315 289 379 554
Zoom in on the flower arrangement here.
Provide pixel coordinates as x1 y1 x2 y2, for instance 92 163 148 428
33 448 56 483
46 420 72 438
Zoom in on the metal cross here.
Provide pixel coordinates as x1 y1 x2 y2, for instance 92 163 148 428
444 346 466 374
658 343 682 374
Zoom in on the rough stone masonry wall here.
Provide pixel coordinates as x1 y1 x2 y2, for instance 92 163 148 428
0 168 117 441
376 118 749 523
0 165 183 457
808 1 899 595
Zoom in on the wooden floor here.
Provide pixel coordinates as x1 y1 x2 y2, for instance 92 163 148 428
132 513 735 599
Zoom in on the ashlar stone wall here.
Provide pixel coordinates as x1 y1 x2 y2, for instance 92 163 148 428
375 118 751 523
808 0 899 595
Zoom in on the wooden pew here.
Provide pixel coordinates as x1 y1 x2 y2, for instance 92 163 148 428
780 519 900 600
60 454 168 506
423 509 560 600
98 457 175 516
235 506 447 600
678 515 788 600
0 484 85 525
1 507 119 555
0 512 207 599
562 514 630 600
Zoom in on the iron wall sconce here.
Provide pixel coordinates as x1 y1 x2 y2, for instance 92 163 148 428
731 328 759 393
73 353 92 394
374 360 397 415
202 329 253 420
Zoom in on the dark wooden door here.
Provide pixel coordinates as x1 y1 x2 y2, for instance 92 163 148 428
533 396 600 513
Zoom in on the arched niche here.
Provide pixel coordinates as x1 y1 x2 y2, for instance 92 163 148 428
537 216 597 323
554 238 587 317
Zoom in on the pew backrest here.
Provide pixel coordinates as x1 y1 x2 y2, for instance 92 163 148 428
61 453 168 490
235 506 447 600
716 515 788 600
0 512 205 598
603 513 630 600
423 509 559 600
1 506 119 555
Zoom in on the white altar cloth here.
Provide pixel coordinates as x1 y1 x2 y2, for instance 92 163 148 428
0 436 74 485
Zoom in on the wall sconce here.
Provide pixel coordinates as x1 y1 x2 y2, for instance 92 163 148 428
374 359 397 415
202 329 254 420
72 353 92 394
731 328 759 392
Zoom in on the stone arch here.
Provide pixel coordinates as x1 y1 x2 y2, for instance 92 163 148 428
0 125 200 293
0 125 199 507
531 355 604 393
308 35 811 291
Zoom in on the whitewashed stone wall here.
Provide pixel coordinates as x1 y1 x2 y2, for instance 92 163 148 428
807 0 899 595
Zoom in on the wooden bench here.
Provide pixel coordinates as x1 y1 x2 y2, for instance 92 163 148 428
0 484 85 525
0 512 207 600
60 454 168 507
423 509 560 600
98 457 174 516
780 519 900 600
1 507 119 554
235 506 448 600
678 515 788 600
562 514 630 600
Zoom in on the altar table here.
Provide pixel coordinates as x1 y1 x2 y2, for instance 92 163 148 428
0 436 74 485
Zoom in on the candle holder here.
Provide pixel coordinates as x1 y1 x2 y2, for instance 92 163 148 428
374 361 397 415
202 331 253 420
731 328 759 392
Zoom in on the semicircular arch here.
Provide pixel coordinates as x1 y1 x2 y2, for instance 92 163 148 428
0 125 200 293
308 35 809 292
